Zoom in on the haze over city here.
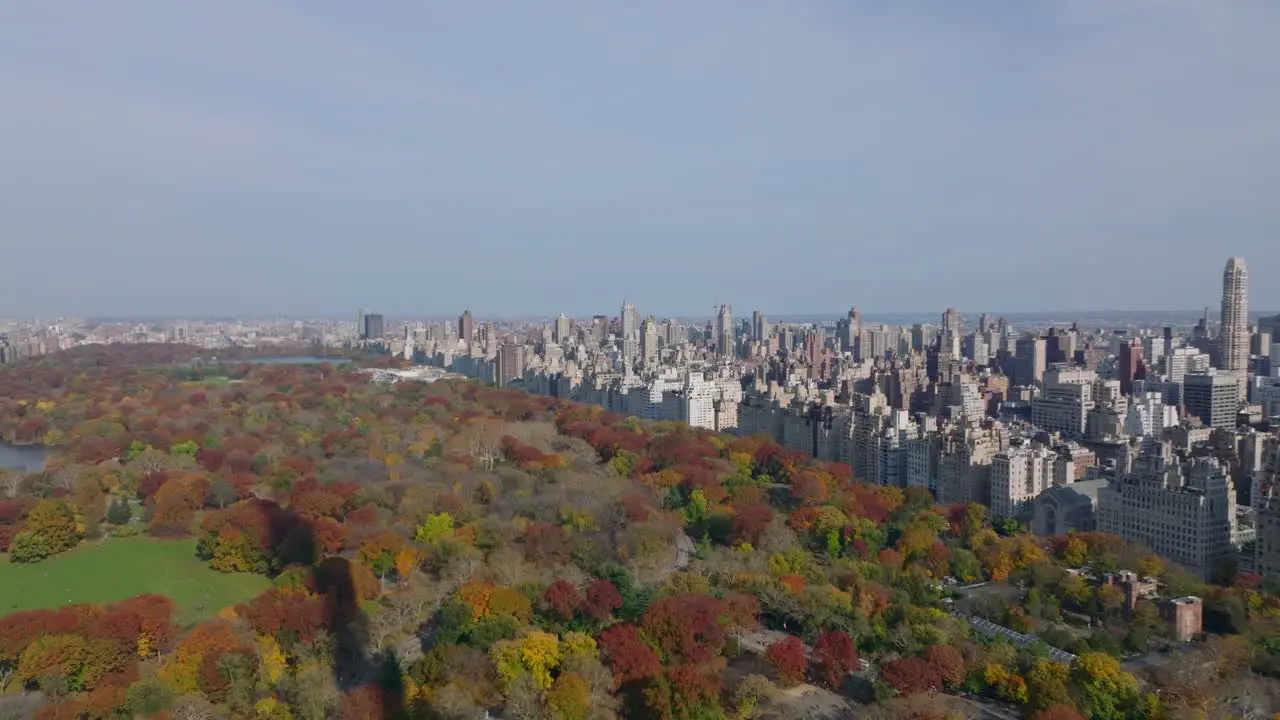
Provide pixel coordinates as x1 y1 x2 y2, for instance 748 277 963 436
3 1 1280 317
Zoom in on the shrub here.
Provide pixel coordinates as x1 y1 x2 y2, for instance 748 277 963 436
8 531 54 563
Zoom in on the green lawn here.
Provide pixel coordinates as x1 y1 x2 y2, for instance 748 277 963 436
182 376 241 387
0 536 271 626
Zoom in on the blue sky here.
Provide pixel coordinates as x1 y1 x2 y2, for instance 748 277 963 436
1 1 1277 318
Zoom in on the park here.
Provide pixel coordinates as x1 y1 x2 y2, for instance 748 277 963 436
0 535 270 626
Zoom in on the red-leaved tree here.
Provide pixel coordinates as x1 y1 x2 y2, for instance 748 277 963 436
765 636 807 686
880 656 943 696
583 579 623 622
640 594 732 665
813 630 857 689
542 580 583 621
729 502 774 546
921 644 964 688
598 624 661 685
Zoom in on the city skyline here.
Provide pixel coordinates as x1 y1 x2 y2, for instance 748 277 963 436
3 2 1280 316
8 306 1280 326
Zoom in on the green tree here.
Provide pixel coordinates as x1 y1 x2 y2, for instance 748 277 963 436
124 440 150 461
993 516 1021 536
106 497 132 525
8 532 54 563
170 440 200 457
414 512 455 544
950 549 984 583
683 489 709 525
124 678 174 717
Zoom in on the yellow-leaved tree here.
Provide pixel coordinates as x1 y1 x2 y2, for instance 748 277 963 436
492 631 562 690
257 636 288 687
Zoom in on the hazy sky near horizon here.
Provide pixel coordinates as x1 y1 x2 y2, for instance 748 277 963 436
2 1 1278 318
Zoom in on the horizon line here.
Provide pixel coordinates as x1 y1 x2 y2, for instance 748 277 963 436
3 307 1274 323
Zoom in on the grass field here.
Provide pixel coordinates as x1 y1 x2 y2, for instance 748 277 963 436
182 376 241 387
0 536 271 626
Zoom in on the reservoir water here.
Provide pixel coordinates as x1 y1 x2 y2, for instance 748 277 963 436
0 442 48 473
244 356 349 365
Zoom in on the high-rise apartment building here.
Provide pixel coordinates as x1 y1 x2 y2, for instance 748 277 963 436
590 315 609 346
620 301 640 364
1031 368 1096 437
941 307 961 339
479 322 497 359
716 304 734 358
1014 335 1046 387
1097 448 1236 580
837 307 862 352
1220 257 1249 372
621 301 639 339
1254 437 1280 578
553 314 572 344
1118 340 1142 396
1183 371 1238 429
641 317 661 368
990 445 1056 520
361 313 384 340
496 342 526 385
751 310 770 343
458 310 474 349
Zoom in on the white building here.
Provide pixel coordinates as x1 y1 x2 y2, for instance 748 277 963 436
1123 392 1178 438
1097 447 1237 580
990 445 1057 520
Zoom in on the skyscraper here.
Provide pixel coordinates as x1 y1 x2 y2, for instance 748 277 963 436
620 301 640 364
716 304 734 358
362 313 384 340
1014 335 1046 387
1220 257 1249 373
620 301 638 339
941 307 962 356
1118 340 1142 396
553 314 572 344
458 310 474 349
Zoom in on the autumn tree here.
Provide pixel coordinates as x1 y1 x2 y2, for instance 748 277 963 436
880 656 943 696
765 636 807 686
359 532 412 580
729 502 774 546
15 499 81 561
1026 658 1073 715
236 588 327 649
921 644 964 688
640 594 740 664
491 631 562 690
545 671 591 720
1068 653 1142 720
542 580 583 622
813 630 857 689
148 473 208 536
583 579 623 622
598 624 661 685
643 663 722 720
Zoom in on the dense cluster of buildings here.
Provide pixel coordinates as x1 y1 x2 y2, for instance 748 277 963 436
5 257 1278 588
0 317 358 363
412 258 1278 583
